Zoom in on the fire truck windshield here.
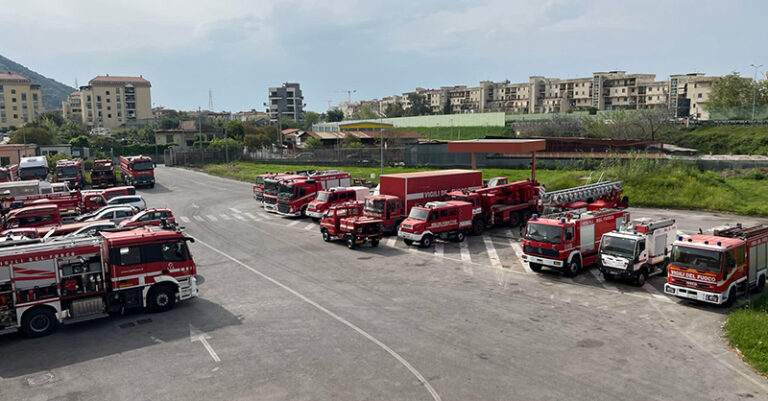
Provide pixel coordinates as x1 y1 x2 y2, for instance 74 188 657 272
672 246 722 273
315 192 330 202
57 166 78 176
254 177 265 186
525 223 563 244
264 181 278 195
364 198 384 214
132 161 154 171
277 184 295 200
408 208 429 221
600 235 636 257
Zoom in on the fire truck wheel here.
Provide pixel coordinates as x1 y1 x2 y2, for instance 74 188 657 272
300 205 307 218
147 285 176 313
345 234 357 249
723 287 736 308
754 275 766 294
420 234 434 248
472 219 485 235
403 239 414 246
563 259 580 278
635 268 648 287
149 183 155 189
370 239 380 247
602 271 615 281
21 307 58 338
509 212 521 227
322 229 331 242
529 263 542 272
455 230 466 242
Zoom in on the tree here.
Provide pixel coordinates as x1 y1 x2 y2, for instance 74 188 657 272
9 127 54 145
90 135 118 151
278 117 299 130
69 135 91 148
384 103 405 118
244 134 271 149
351 105 378 120
343 134 363 148
304 137 323 150
226 120 245 140
406 93 430 116
209 137 242 152
139 125 155 143
59 120 86 141
634 107 671 141
442 100 452 115
326 109 344 122
302 111 321 131
707 72 766 109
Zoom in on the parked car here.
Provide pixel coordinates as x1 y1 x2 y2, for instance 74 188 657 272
106 195 146 210
65 221 117 238
76 204 139 222
85 206 137 224
119 208 175 228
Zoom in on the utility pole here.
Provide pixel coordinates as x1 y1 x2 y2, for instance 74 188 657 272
198 107 203 162
379 116 384 177
751 64 763 120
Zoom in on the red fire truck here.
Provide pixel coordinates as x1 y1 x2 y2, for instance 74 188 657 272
91 159 117 188
319 201 383 249
119 155 155 188
539 181 628 214
363 169 482 234
664 224 768 306
398 201 474 248
17 190 108 217
0 224 198 337
4 205 62 229
262 174 308 212
0 165 18 183
276 170 351 217
54 159 86 190
306 186 370 220
253 173 276 202
522 208 630 277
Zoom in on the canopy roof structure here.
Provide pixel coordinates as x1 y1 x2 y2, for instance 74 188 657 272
446 139 547 179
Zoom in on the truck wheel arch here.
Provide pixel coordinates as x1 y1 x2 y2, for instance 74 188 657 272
566 251 581 266
20 304 60 337
143 276 180 307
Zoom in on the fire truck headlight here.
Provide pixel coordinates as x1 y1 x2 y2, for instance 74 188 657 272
706 294 718 302
665 286 675 294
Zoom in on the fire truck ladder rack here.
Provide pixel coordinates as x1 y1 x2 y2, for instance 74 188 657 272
714 224 768 239
541 181 623 205
627 218 675 232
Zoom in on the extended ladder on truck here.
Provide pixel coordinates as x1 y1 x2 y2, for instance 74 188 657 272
714 224 768 239
625 217 675 233
542 181 623 206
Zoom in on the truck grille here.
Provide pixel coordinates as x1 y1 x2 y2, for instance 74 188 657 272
669 277 715 291
277 202 291 213
523 244 559 258
264 197 276 205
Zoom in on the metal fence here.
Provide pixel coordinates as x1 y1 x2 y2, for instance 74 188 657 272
164 146 408 167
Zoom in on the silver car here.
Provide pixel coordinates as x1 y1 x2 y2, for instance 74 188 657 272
86 206 136 224
64 222 117 238
107 195 147 210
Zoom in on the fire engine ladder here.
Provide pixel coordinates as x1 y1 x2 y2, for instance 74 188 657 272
541 181 623 205
0 236 99 257
714 224 768 239
630 218 676 232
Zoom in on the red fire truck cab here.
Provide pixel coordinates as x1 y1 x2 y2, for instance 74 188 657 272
276 170 351 217
54 159 86 190
4 204 62 229
664 225 768 306
398 201 473 248
319 201 384 249
119 155 155 188
91 159 117 188
0 224 198 337
522 209 630 277
307 186 370 219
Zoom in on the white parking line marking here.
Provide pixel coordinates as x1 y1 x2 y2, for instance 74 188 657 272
207 215 218 222
434 243 444 257
194 215 205 222
233 214 247 221
229 207 242 214
483 235 502 269
190 324 220 363
220 214 232 220
304 222 316 230
244 212 260 221
288 220 301 227
195 239 442 401
506 230 531 273
180 216 190 223
386 236 397 247
589 268 619 292
459 240 471 262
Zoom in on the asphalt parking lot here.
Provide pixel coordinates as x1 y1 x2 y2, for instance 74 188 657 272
1 165 767 401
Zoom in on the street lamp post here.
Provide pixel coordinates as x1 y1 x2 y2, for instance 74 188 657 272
751 64 763 121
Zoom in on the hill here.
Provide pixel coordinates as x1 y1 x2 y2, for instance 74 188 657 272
0 54 76 111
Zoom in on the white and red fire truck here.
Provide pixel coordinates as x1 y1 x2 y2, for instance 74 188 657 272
598 217 676 285
0 224 198 337
275 170 351 217
522 208 630 277
398 200 474 248
664 224 768 306
306 186 370 219
119 155 155 188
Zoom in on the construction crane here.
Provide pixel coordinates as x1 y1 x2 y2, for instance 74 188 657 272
333 89 357 103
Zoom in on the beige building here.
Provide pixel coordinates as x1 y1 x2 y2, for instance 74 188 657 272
669 73 720 120
61 91 82 121
79 75 152 129
0 73 43 130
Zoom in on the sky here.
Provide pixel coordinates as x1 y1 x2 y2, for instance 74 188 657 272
2 0 766 113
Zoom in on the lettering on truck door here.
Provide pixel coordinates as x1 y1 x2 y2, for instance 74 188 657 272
580 222 595 252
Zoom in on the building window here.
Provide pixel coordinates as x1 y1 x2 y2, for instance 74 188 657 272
108 114 112 118
107 98 110 103
116 87 120 93
97 95 101 101
13 114 18 119
11 89 15 94
107 106 111 111
87 95 91 101
698 93 703 98
166 135 174 143
21 93 26 101
0 157 8 166
106 91 110 95
32 93 37 101
0 85 3 93
117 112 121 117
11 97 16 103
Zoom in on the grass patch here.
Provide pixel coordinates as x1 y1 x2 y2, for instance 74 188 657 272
724 293 768 376
665 125 768 155
202 159 768 217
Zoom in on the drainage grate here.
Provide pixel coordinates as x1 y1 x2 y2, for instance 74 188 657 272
26 372 55 386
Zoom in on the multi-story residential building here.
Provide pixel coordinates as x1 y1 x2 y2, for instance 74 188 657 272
591 71 668 111
61 91 82 121
0 73 43 130
669 73 720 120
268 83 303 122
79 75 152 129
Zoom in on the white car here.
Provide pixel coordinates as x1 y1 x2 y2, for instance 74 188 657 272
107 195 147 210
76 204 138 222
86 206 136 224
65 222 117 238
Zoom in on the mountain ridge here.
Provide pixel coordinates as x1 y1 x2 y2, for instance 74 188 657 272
0 54 76 112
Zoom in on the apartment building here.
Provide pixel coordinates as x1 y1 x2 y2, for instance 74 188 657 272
669 73 720 120
268 82 303 122
0 73 43 130
61 91 82 121
79 75 152 129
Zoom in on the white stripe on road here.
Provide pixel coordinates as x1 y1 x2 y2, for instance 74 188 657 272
229 207 242 214
386 236 397 247
194 215 205 222
459 240 471 263
434 242 444 257
288 220 301 227
244 212 261 221
506 230 532 273
207 215 218 222
220 214 232 220
180 216 190 223
233 214 247 221
304 222 316 230
483 235 502 269
194 238 442 401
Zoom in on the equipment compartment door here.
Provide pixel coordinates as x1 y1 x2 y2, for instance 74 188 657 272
580 223 595 252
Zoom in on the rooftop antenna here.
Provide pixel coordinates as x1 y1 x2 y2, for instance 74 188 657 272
208 89 214 111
